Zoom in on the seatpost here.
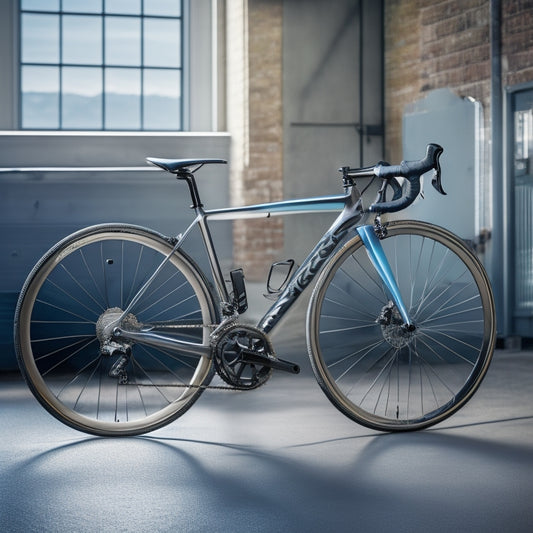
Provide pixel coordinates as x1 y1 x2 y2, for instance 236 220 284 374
177 171 203 208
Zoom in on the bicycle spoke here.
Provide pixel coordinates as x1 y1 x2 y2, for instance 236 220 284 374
124 244 145 305
59 354 103 408
337 263 387 306
80 247 108 309
137 280 192 319
16 226 216 436
37 337 98 372
330 337 387 376
43 276 102 319
323 295 378 321
59 263 107 314
308 221 495 431
35 297 96 323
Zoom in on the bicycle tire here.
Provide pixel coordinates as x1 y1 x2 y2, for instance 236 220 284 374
306 220 496 431
14 224 219 436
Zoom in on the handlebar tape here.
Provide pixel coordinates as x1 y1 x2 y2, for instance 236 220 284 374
368 144 443 214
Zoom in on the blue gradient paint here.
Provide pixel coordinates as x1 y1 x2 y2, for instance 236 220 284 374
206 195 348 220
356 225 412 326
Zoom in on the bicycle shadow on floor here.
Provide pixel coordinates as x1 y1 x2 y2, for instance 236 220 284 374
0 433 383 532
2 415 533 533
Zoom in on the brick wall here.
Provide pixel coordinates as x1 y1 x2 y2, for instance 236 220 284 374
230 0 284 280
384 0 423 164
502 1 533 87
385 0 533 162
385 0 490 163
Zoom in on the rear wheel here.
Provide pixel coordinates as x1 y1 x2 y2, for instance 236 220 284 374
307 220 496 431
15 224 218 436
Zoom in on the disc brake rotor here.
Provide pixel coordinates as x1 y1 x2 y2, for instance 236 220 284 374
377 301 416 349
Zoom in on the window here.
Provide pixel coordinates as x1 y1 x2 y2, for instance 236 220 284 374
20 0 183 130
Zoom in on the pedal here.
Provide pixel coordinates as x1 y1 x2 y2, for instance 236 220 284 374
230 268 248 313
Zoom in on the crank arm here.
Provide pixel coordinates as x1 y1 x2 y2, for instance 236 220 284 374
240 351 300 374
113 327 211 359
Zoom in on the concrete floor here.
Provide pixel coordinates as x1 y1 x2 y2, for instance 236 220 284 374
1 342 533 533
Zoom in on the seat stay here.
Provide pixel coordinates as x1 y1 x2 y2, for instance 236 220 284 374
110 214 203 333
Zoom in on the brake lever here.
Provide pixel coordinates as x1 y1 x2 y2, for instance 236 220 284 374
389 177 402 201
429 145 446 195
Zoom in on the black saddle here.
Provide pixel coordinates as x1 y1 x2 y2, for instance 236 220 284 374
146 157 227 174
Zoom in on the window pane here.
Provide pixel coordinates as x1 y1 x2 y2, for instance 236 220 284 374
105 0 141 14
21 66 59 128
21 14 59 63
143 69 180 130
144 0 181 17
105 16 141 66
62 15 102 64
105 68 141 129
62 67 102 129
21 0 59 11
143 18 181 67
62 0 102 13
20 2 184 131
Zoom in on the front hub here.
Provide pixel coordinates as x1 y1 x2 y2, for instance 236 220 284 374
377 301 416 348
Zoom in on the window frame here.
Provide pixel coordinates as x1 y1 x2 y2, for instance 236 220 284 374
18 0 185 131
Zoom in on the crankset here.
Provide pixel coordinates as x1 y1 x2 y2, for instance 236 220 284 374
214 324 299 390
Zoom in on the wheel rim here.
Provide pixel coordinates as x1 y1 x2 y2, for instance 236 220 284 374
17 228 214 435
308 221 495 430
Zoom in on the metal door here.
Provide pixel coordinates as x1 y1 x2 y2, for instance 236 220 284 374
509 87 533 337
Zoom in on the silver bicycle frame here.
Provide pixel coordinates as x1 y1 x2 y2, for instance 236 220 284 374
114 184 414 353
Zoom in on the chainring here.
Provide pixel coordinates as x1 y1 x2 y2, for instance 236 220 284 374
214 324 273 390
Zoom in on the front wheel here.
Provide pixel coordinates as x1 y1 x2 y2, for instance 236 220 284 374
14 224 218 436
306 220 496 431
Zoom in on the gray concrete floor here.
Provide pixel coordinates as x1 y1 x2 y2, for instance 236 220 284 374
1 347 532 533
1 285 532 532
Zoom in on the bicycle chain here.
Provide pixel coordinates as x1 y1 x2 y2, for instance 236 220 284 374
127 380 243 391
123 320 256 391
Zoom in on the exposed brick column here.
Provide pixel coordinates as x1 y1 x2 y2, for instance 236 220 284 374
384 0 422 164
384 0 491 161
502 2 533 86
227 0 284 281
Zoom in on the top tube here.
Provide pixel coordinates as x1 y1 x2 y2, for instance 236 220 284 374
205 194 348 220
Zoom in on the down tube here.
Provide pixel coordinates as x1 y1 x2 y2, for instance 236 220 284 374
258 200 364 333
257 228 348 333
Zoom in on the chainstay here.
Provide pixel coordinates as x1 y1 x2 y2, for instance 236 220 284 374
149 323 219 329
126 319 269 391
123 381 251 391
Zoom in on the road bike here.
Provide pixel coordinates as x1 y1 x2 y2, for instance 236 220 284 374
14 144 496 436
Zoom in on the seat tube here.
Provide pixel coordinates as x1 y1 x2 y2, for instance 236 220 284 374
196 211 230 303
356 225 412 327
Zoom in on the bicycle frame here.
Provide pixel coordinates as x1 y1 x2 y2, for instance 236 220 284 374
114 181 414 355
207 187 364 332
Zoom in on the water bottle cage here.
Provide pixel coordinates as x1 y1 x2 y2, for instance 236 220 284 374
266 259 296 297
